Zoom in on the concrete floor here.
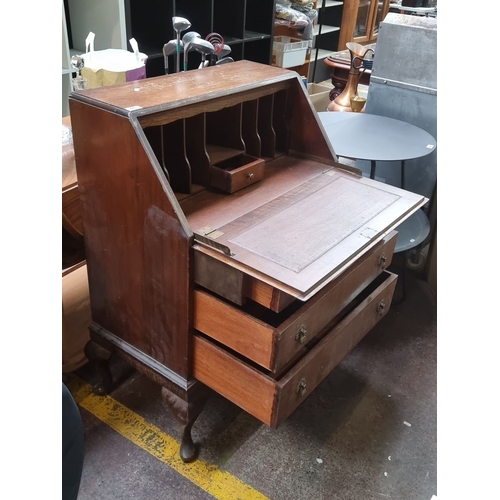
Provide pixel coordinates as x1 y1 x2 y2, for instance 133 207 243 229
71 268 437 500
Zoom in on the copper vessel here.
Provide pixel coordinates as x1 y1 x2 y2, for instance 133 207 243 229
327 43 373 112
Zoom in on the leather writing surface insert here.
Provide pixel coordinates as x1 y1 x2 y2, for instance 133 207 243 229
188 153 426 297
230 177 399 273
203 166 426 296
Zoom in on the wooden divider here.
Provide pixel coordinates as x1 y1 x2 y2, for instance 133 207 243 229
141 88 294 195
241 100 261 158
258 94 276 158
186 114 210 186
273 89 289 155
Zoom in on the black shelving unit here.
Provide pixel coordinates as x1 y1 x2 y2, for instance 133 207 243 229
126 0 276 76
311 0 345 82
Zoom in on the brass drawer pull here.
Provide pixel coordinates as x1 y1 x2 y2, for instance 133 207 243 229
378 253 387 268
295 325 307 344
247 173 254 180
376 300 386 314
297 378 307 397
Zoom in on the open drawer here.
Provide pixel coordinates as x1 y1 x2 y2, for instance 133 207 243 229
194 230 397 372
210 154 265 193
193 270 397 428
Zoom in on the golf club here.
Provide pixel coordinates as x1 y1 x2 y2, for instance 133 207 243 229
217 44 232 60
163 39 178 74
191 39 215 69
215 56 234 65
172 16 191 73
205 33 226 67
181 31 201 71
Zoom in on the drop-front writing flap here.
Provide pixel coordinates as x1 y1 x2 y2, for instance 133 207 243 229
187 160 426 298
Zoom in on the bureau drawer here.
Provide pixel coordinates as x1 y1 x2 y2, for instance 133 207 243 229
193 231 397 372
210 154 265 193
193 271 397 427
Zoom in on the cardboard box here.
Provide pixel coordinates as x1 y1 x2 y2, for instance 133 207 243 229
307 83 332 112
62 261 91 373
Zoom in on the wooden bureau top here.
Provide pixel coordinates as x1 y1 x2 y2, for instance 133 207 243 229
71 60 296 113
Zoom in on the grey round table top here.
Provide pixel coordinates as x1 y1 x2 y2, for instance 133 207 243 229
318 112 436 162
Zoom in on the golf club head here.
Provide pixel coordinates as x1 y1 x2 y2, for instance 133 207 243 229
172 17 191 33
182 31 200 46
163 39 180 74
172 17 191 72
163 39 179 56
215 56 234 65
182 31 201 71
217 45 232 60
191 39 215 66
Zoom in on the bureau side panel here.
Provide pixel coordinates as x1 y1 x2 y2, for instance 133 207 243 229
287 78 337 161
69 99 192 380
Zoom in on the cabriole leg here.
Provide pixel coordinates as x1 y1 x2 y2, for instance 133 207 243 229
84 339 113 395
161 384 210 463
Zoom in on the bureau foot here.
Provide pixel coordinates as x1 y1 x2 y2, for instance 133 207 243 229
84 339 113 395
161 384 210 463
179 421 197 463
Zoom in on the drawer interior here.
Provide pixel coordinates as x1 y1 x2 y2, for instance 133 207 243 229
209 154 266 193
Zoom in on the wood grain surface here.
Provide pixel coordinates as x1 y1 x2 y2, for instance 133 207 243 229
69 99 193 380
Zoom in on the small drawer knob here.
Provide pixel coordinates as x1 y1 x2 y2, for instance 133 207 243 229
376 300 386 314
247 173 254 180
295 325 307 344
378 253 387 268
297 378 307 397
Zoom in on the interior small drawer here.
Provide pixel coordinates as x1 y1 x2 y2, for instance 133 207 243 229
210 154 265 193
193 231 397 373
193 270 397 428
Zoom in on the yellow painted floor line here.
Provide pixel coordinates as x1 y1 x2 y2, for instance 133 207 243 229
67 375 269 500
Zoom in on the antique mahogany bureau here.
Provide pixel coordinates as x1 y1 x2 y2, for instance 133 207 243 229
69 61 426 462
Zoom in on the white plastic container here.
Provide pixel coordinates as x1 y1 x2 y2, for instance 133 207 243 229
272 36 309 69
